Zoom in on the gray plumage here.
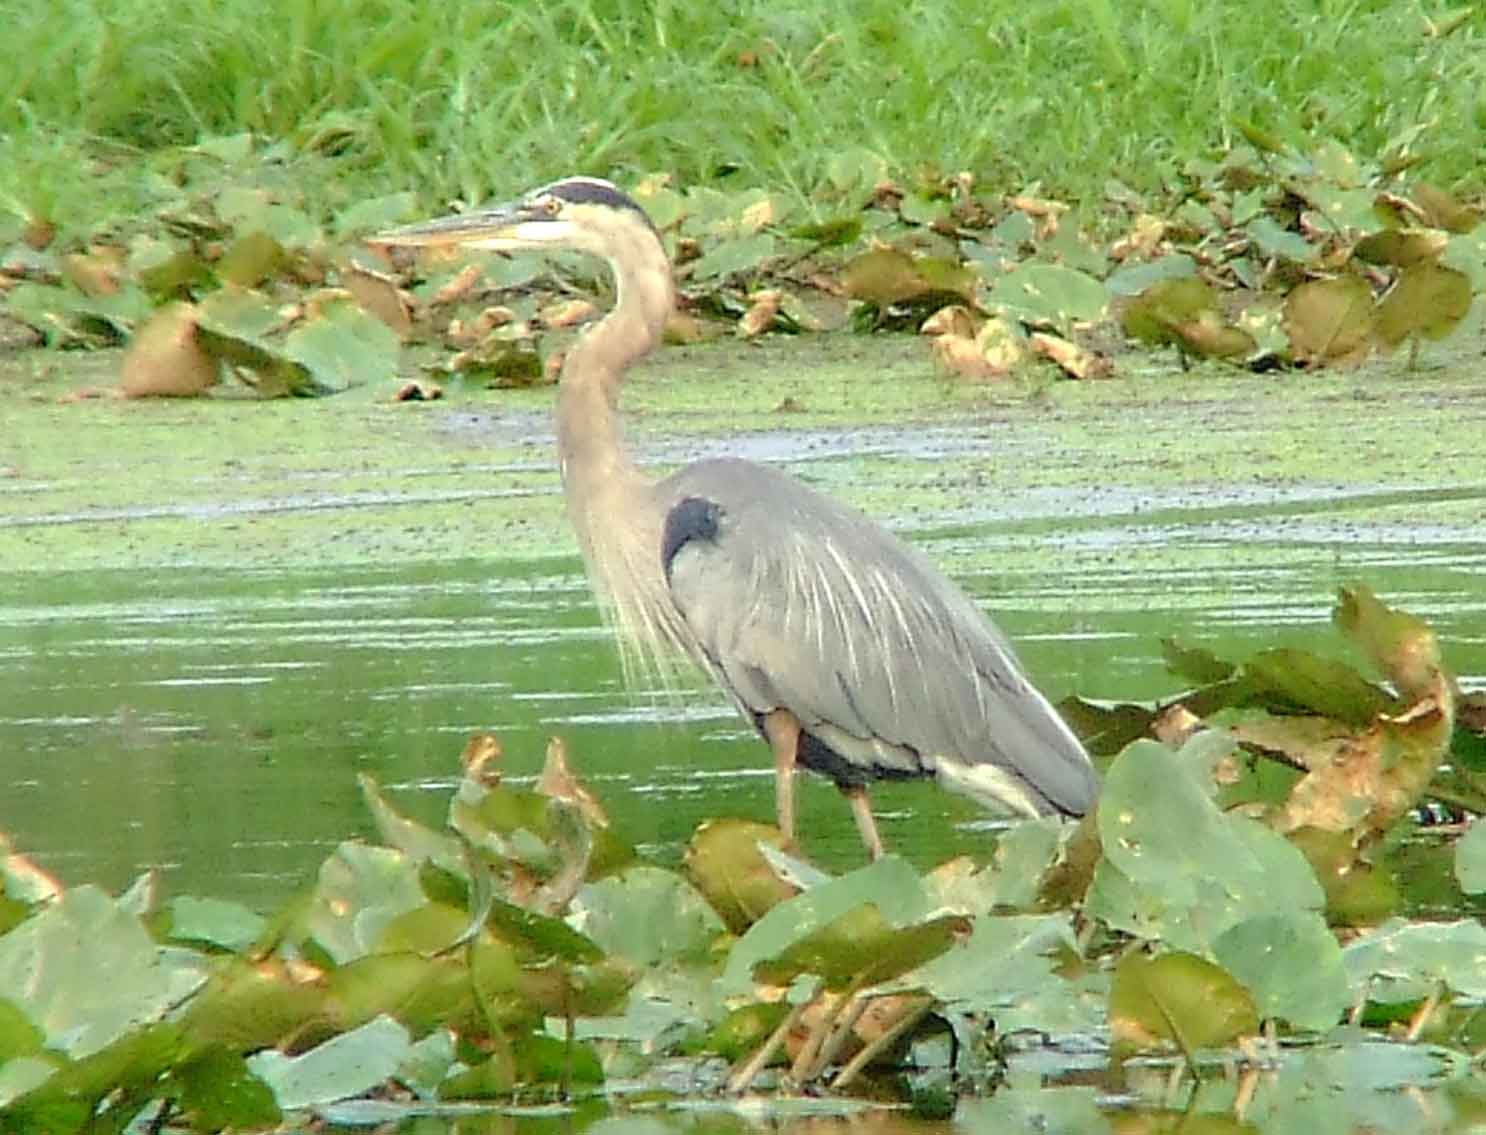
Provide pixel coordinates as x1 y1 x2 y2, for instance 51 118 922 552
659 458 1098 817
375 176 1100 858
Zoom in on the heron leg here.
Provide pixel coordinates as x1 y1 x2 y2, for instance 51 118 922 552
842 785 884 861
761 709 801 847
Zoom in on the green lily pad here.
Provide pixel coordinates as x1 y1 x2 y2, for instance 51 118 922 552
751 903 969 991
0 885 206 1059
1212 911 1353 1031
304 842 428 965
283 299 398 393
1342 918 1486 1002
173 1047 281 1132
1455 818 1486 895
246 1013 412 1110
1374 262 1473 347
570 866 723 968
721 856 929 995
986 263 1108 328
1090 736 1323 951
164 895 267 953
1109 950 1258 1059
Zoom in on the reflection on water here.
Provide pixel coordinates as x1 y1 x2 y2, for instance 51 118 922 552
2 480 1483 910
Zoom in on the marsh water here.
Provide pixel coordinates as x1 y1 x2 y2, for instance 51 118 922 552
3 340 1484 909
2 341 1486 1133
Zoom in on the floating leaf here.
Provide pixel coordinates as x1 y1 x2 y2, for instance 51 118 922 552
283 299 398 393
751 903 968 991
1161 638 1237 686
1456 819 1486 895
570 866 723 968
1354 229 1449 268
1374 263 1472 347
721 857 929 995
1342 918 1486 1002
304 842 428 965
1411 182 1478 234
164 895 266 953
1283 275 1373 366
1090 736 1323 951
1212 911 1353 1031
173 1047 281 1132
118 302 219 397
986 263 1108 328
1109 950 1258 1059
0 886 206 1059
683 819 799 935
216 230 286 287
246 1014 412 1111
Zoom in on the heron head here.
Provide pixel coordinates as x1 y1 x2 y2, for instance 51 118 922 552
371 177 658 259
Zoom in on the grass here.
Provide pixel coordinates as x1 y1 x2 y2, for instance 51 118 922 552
3 0 1484 241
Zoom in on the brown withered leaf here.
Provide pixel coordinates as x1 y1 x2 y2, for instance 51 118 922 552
540 299 597 329
1008 194 1068 239
739 290 782 338
344 264 414 338
1411 182 1479 234
431 263 482 307
931 333 1007 381
919 304 977 339
1282 275 1374 366
1353 229 1448 268
1111 214 1168 261
61 247 125 297
460 732 504 785
119 303 220 398
1029 331 1113 380
1374 263 1472 347
537 736 609 830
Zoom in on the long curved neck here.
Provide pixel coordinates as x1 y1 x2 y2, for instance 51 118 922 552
556 222 675 619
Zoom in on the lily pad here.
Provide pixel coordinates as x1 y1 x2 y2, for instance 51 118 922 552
1109 950 1258 1059
1211 911 1353 1031
0 885 206 1059
1455 818 1486 895
246 1013 412 1111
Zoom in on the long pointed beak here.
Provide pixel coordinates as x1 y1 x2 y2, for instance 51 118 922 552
369 204 527 250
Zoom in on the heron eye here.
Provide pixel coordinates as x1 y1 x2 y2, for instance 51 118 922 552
540 197 561 216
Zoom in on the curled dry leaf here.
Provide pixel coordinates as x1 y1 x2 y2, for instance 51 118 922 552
431 263 483 307
62 247 125 297
460 732 504 786
1110 215 1168 261
344 264 414 338
1009 194 1068 239
740 197 776 233
537 736 610 830
919 304 977 339
739 289 782 338
119 302 220 398
1029 331 1113 380
931 332 1007 381
540 299 598 329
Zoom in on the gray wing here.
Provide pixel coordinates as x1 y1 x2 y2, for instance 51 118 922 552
656 458 1099 817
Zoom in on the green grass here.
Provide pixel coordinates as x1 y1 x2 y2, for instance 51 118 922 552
3 0 1485 240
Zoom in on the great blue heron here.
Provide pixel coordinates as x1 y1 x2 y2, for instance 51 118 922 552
375 177 1099 859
